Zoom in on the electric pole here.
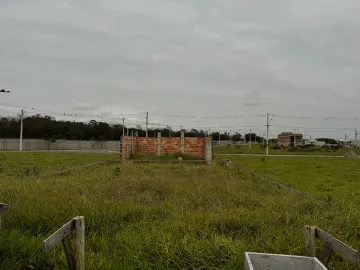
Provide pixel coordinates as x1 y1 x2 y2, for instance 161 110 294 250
218 130 221 145
145 112 149 137
266 113 270 156
244 132 246 145
20 109 24 152
122 118 125 136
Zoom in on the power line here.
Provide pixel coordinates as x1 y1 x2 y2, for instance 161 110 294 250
149 112 264 119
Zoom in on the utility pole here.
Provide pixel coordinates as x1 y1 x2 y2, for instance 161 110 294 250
266 113 269 156
145 112 149 137
122 118 125 136
244 132 246 145
218 130 221 145
249 129 252 150
20 109 24 152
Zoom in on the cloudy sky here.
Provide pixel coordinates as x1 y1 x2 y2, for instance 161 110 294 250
1 0 360 139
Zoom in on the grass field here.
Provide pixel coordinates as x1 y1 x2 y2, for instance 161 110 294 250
214 144 360 156
0 152 119 179
0 153 359 269
220 156 360 206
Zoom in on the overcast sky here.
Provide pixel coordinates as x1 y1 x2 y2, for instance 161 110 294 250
1 0 360 139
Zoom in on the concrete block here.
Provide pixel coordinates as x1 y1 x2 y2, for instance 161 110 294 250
245 253 327 270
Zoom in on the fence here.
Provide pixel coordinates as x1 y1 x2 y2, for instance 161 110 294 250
304 226 359 267
0 138 120 151
120 133 212 161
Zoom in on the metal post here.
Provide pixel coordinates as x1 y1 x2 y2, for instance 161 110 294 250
122 118 125 136
20 109 24 152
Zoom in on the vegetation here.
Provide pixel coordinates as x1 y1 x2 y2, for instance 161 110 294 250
0 153 359 269
214 143 360 156
219 156 360 205
0 114 241 141
0 152 119 179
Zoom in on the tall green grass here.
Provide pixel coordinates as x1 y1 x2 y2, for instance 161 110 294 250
0 152 119 179
221 156 360 206
214 144 360 156
0 155 359 269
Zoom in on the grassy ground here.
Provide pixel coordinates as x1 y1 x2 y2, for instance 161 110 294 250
0 153 359 269
214 144 360 156
218 156 360 206
0 152 119 179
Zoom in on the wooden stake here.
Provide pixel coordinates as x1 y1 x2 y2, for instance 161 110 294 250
62 236 75 270
305 225 316 257
75 216 85 270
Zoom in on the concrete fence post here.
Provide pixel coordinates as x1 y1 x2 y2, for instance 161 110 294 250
181 131 185 153
157 132 161 156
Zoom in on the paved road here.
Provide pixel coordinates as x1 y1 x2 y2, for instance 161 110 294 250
216 154 346 158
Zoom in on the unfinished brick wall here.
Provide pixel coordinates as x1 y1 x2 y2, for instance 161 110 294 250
136 137 157 154
120 136 137 160
120 135 212 160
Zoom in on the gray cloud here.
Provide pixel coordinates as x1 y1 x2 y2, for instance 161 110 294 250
1 0 360 139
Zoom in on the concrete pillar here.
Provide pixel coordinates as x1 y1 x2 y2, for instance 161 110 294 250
157 132 161 156
181 131 185 153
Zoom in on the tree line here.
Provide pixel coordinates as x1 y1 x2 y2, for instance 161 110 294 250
0 114 266 142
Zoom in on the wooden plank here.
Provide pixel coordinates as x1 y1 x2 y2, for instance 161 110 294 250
75 216 85 270
43 219 75 253
62 236 76 270
304 226 316 257
316 228 359 264
0 203 8 214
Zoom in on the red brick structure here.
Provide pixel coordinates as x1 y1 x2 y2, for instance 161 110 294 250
277 132 303 146
120 135 212 161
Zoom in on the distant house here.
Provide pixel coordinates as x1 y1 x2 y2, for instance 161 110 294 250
277 132 303 147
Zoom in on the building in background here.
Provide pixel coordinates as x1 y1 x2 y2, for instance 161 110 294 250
277 132 303 147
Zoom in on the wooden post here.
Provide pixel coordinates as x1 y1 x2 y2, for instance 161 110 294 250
320 245 333 266
305 225 316 257
75 216 85 270
62 236 76 270
43 216 86 270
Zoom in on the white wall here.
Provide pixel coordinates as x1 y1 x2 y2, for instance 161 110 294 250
0 138 120 151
